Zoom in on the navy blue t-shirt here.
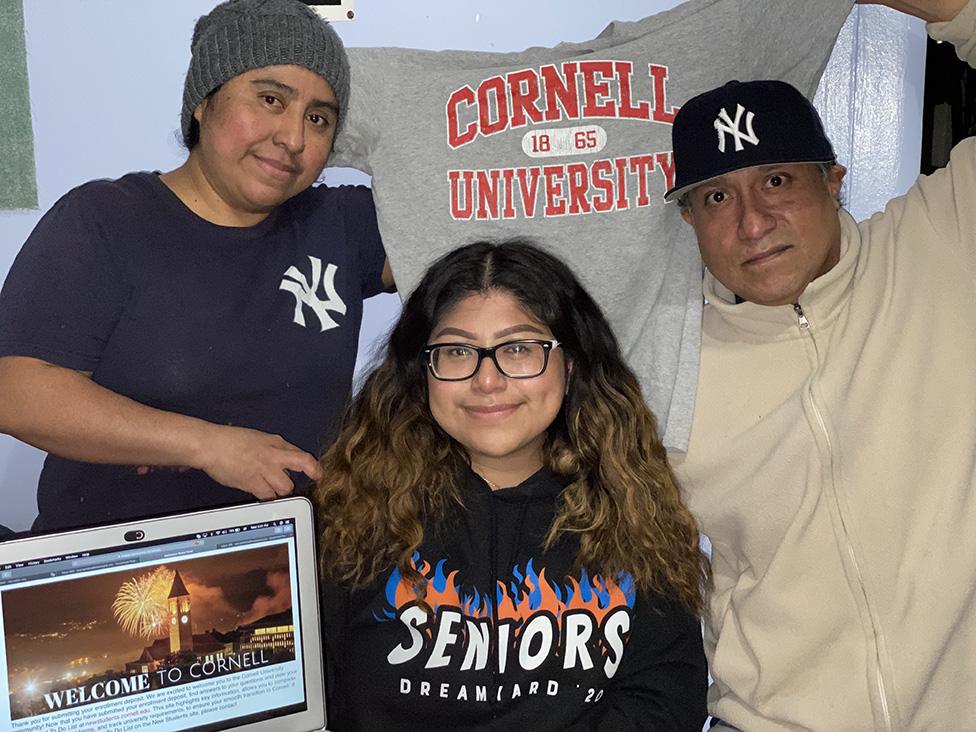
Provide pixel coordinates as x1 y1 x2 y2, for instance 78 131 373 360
0 172 387 531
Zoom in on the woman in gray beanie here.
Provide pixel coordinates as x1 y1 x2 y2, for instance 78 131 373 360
0 0 393 532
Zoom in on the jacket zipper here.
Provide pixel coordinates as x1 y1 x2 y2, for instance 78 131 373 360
793 303 893 730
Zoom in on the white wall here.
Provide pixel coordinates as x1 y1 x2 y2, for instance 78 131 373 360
0 2 924 530
817 5 929 221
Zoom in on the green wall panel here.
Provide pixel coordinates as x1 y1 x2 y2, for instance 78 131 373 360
0 0 37 210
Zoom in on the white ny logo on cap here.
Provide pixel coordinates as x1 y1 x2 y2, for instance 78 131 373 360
714 104 760 153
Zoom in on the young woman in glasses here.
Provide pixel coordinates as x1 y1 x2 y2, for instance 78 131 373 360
317 240 708 730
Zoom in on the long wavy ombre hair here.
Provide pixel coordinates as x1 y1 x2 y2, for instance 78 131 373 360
316 241 707 614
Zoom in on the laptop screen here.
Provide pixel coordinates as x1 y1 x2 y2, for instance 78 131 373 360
0 515 310 732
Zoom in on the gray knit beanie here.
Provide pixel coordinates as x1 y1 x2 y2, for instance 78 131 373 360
181 0 350 145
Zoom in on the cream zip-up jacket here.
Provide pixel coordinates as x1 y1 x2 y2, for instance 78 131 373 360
673 5 976 730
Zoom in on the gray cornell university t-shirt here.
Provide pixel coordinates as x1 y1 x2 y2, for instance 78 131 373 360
331 0 855 450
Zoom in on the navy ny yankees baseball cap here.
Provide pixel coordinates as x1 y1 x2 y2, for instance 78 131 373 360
664 79 836 202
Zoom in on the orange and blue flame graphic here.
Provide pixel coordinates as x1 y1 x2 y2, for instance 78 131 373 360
374 554 635 630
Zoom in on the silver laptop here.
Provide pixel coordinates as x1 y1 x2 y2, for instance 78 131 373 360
0 498 327 732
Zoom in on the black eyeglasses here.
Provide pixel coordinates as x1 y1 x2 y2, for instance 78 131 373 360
423 339 562 381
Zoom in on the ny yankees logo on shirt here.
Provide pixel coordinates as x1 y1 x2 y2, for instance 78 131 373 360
714 104 760 153
280 255 347 332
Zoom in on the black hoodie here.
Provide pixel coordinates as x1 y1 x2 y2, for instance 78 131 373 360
322 467 707 730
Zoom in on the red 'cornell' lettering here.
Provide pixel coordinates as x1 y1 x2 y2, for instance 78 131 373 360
446 62 679 148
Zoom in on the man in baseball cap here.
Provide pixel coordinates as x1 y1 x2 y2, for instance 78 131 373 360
667 78 844 308
668 0 976 728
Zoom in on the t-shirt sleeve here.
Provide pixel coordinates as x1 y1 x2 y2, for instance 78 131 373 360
0 187 129 371
736 0 855 97
572 593 708 731
330 46 400 172
341 185 387 298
